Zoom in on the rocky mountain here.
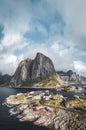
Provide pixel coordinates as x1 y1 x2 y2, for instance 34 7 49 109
57 70 82 83
80 76 86 84
0 74 11 85
10 53 64 87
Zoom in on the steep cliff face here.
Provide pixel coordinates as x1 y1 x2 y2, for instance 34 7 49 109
31 53 55 81
10 58 32 87
57 70 81 83
10 53 62 87
67 70 81 82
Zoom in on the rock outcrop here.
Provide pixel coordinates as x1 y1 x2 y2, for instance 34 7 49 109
57 70 81 83
10 53 63 87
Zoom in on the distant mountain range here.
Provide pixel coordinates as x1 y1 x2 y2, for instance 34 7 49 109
57 70 86 84
0 53 86 87
0 74 11 86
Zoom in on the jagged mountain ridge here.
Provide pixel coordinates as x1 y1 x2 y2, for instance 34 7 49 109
10 53 63 87
57 70 82 83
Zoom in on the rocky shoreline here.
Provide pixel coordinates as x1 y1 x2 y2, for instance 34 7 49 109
5 90 86 130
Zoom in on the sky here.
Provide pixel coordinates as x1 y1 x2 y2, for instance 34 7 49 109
0 0 86 76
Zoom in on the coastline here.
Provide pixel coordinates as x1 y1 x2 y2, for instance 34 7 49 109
4 88 86 130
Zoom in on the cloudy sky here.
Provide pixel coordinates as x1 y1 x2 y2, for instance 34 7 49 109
0 0 86 76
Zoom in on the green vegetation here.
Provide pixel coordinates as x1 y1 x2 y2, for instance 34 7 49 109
44 97 64 107
66 97 86 110
38 73 62 87
21 72 64 88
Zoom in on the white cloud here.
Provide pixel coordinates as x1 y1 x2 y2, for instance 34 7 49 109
0 54 17 75
0 0 31 35
55 0 86 49
0 54 24 75
25 41 75 72
0 0 86 76
0 35 85 76
2 34 23 46
74 61 86 76
0 33 28 55
44 0 86 50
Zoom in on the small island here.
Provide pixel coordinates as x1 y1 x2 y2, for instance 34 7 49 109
6 90 86 130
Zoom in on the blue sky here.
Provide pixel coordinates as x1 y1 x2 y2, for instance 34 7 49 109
0 0 86 76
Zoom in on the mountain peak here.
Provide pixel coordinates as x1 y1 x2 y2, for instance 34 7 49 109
10 53 64 87
36 52 44 56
